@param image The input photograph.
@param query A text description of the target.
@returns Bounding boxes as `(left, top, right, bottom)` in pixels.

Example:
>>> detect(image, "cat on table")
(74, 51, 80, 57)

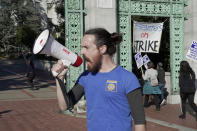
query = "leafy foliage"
(0, 0, 41, 54)
(54, 0, 65, 45)
(16, 25, 37, 49)
(0, 0, 16, 49)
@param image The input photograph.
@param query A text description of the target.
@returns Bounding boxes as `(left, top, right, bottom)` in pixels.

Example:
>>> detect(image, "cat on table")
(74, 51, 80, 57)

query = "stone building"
(64, 0, 197, 104)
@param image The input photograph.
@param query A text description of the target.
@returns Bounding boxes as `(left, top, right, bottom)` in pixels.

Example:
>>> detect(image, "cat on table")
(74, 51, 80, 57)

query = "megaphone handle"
(52, 59, 71, 77)
(52, 71, 59, 77)
(61, 59, 71, 67)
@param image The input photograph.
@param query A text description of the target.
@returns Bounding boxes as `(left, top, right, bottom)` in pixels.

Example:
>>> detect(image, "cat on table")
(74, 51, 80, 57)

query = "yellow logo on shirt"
(106, 80, 117, 92)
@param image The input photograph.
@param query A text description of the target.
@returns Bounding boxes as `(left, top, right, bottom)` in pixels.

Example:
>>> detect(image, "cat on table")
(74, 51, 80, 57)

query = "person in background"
(25, 53, 38, 90)
(142, 61, 161, 111)
(157, 62, 167, 106)
(52, 28, 146, 131)
(178, 60, 197, 121)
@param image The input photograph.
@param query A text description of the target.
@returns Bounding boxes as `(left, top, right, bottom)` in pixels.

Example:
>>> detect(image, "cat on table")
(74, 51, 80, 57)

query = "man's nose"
(80, 48, 84, 55)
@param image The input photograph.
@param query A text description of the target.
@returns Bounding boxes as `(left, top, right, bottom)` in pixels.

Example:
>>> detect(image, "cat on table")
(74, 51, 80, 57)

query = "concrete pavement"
(0, 58, 56, 101)
(0, 58, 197, 131)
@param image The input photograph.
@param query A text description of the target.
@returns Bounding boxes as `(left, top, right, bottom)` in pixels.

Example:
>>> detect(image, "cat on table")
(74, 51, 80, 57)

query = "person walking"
(157, 62, 167, 106)
(25, 53, 38, 90)
(142, 61, 161, 111)
(178, 60, 197, 121)
(52, 28, 146, 131)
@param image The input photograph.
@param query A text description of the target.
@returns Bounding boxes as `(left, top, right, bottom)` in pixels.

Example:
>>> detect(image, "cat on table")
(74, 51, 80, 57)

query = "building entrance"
(117, 0, 187, 95)
(131, 16, 170, 79)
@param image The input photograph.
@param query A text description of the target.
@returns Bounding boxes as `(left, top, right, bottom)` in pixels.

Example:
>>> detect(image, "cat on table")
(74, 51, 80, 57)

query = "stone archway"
(65, 0, 85, 90)
(117, 0, 187, 95)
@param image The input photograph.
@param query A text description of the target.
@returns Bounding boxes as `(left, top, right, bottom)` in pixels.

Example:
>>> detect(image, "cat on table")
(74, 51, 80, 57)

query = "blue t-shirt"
(77, 65, 140, 131)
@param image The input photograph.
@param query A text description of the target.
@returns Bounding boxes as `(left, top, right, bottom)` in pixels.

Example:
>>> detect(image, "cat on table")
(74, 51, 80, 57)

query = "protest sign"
(133, 21, 163, 53)
(134, 52, 143, 69)
(142, 55, 150, 69)
(186, 40, 197, 61)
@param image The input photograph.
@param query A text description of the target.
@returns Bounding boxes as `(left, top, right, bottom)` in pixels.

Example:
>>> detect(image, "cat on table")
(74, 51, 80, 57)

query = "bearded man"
(52, 28, 146, 131)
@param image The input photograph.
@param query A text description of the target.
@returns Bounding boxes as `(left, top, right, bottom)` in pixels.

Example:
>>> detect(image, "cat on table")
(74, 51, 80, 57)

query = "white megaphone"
(33, 29, 83, 77)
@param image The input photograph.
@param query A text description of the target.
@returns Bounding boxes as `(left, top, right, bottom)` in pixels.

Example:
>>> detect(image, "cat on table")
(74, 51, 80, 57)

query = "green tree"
(55, 0, 65, 45)
(0, 0, 16, 53)
(10, 0, 41, 31)
(16, 25, 37, 50)
(0, 0, 41, 54)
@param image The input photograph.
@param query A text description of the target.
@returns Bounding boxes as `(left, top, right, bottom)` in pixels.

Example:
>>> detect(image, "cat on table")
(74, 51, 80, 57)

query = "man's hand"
(51, 60, 68, 80)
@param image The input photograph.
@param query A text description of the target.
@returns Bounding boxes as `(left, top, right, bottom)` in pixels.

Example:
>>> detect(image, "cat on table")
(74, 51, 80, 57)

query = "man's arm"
(127, 88, 146, 131)
(134, 125, 146, 131)
(52, 60, 84, 111)
(56, 78, 68, 111)
(52, 60, 69, 111)
(56, 78, 85, 111)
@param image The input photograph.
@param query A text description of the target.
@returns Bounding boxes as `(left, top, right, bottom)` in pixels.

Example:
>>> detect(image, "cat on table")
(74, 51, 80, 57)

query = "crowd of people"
(141, 60, 197, 121)
(142, 61, 164, 111)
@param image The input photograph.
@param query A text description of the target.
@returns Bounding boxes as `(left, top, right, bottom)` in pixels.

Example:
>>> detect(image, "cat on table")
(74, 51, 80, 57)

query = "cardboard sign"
(142, 55, 150, 69)
(133, 21, 163, 53)
(134, 52, 143, 69)
(186, 40, 197, 61)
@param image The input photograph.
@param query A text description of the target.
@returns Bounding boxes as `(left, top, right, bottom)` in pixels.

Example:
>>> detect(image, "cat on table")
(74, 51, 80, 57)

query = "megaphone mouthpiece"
(72, 54, 83, 67)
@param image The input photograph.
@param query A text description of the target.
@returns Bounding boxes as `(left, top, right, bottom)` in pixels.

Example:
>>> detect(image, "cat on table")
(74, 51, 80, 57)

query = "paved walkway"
(0, 58, 197, 131)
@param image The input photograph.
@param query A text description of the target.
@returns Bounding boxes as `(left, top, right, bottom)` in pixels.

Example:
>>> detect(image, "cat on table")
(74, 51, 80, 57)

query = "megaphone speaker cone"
(33, 29, 83, 69)
(33, 29, 50, 54)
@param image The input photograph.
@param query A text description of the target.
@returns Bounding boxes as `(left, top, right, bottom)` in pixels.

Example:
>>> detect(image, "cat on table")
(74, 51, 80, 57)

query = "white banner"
(186, 40, 197, 61)
(133, 21, 163, 53)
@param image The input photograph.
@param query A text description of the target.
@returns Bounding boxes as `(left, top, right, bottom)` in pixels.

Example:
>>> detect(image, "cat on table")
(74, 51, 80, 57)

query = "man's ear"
(99, 45, 107, 55)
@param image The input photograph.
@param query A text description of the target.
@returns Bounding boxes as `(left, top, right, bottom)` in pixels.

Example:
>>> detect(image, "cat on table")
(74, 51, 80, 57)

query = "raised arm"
(52, 60, 69, 110)
(52, 60, 84, 111)
(142, 70, 148, 80)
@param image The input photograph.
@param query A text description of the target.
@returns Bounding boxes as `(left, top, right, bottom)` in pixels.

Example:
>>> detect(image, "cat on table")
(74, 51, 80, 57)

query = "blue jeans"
(159, 83, 166, 100)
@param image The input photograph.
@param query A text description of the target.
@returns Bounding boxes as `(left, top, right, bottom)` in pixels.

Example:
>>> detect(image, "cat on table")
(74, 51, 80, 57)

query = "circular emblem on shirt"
(107, 83, 115, 91)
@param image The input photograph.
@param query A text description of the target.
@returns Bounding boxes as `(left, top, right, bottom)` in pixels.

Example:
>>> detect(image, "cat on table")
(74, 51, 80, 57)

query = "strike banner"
(186, 40, 197, 61)
(133, 21, 163, 53)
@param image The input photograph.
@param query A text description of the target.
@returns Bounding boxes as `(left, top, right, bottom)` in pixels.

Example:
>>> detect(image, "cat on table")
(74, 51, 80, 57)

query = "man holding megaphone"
(33, 29, 83, 76)
(48, 28, 146, 131)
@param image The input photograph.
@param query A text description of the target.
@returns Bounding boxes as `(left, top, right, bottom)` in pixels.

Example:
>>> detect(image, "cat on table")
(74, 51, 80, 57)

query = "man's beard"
(84, 54, 102, 74)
